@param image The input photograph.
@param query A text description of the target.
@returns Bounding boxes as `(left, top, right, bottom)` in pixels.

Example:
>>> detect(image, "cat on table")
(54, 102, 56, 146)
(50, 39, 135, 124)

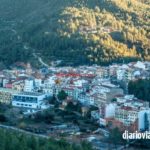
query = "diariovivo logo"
(122, 130, 150, 139)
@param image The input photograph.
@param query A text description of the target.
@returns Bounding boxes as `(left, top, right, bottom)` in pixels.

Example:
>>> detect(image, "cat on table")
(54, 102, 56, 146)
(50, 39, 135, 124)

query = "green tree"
(108, 127, 123, 148)
(128, 79, 150, 102)
(0, 128, 94, 150)
(57, 90, 68, 100)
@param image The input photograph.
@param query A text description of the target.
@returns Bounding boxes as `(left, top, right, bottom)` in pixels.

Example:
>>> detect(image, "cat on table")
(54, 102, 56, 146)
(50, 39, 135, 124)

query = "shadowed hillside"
(0, 0, 149, 68)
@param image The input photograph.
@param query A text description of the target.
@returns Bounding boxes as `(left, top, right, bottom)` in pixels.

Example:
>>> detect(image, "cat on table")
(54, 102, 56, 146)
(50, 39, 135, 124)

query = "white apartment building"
(63, 86, 83, 100)
(78, 93, 95, 105)
(12, 92, 47, 110)
(115, 106, 138, 126)
(114, 97, 149, 126)
(42, 77, 57, 96)
(116, 68, 133, 81)
(24, 79, 34, 92)
(34, 78, 42, 88)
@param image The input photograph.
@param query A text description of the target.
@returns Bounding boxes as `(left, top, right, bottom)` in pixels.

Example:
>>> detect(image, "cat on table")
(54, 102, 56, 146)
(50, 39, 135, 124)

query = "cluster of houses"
(92, 94, 150, 132)
(78, 25, 116, 34)
(0, 61, 150, 131)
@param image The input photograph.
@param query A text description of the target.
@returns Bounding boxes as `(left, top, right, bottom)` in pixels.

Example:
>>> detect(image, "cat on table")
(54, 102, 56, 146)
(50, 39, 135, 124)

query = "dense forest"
(0, 128, 93, 150)
(128, 79, 150, 102)
(0, 0, 150, 67)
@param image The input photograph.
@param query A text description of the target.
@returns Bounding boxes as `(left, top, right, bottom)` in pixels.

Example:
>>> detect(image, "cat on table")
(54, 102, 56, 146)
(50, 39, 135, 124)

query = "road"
(32, 52, 49, 67)
(0, 20, 50, 68)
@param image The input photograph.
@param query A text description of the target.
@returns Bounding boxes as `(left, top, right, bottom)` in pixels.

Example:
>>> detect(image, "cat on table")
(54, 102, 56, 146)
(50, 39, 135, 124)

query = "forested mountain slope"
(0, 0, 149, 67)
(0, 128, 93, 150)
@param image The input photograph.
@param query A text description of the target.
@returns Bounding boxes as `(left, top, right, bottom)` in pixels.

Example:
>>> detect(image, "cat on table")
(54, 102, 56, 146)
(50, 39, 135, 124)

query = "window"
(14, 96, 17, 99)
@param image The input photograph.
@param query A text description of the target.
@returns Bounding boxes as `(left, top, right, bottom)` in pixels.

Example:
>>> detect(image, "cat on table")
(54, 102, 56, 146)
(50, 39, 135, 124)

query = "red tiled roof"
(56, 73, 95, 78)
(121, 106, 133, 111)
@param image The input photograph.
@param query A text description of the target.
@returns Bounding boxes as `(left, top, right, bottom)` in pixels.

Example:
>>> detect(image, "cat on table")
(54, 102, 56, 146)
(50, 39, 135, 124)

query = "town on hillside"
(0, 61, 150, 149)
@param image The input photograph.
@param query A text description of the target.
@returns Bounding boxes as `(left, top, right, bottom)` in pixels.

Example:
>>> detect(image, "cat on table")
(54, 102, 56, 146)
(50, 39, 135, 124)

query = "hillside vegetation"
(0, 128, 93, 150)
(0, 0, 149, 67)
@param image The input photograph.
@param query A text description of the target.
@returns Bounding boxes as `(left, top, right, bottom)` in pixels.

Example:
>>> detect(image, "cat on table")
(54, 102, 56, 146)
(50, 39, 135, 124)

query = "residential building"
(138, 110, 150, 131)
(115, 106, 138, 126)
(12, 92, 48, 110)
(24, 79, 34, 92)
(93, 83, 123, 106)
(78, 93, 95, 105)
(0, 88, 19, 104)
